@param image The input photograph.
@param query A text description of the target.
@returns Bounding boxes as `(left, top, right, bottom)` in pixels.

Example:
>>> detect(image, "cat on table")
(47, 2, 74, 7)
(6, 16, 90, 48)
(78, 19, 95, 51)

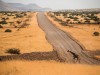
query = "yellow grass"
(0, 60, 100, 75)
(0, 12, 53, 56)
(95, 55, 100, 58)
(46, 13, 100, 51)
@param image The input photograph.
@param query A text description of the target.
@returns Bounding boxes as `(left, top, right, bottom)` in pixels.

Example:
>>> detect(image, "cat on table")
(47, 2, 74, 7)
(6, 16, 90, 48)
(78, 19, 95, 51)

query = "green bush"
(5, 29, 12, 32)
(93, 32, 99, 36)
(6, 48, 20, 54)
(0, 20, 7, 25)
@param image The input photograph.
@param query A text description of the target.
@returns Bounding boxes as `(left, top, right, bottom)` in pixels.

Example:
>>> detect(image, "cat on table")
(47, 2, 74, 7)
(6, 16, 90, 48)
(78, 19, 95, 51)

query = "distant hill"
(9, 3, 42, 11)
(0, 0, 20, 11)
(0, 0, 52, 11)
(8, 3, 26, 8)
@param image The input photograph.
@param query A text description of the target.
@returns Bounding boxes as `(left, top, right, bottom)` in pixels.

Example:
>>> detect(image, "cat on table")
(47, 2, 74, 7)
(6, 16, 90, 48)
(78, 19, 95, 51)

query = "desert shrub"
(5, 29, 12, 32)
(16, 14, 23, 18)
(53, 12, 61, 16)
(9, 22, 14, 26)
(14, 25, 18, 28)
(54, 18, 62, 22)
(62, 13, 67, 16)
(97, 21, 100, 24)
(68, 16, 74, 19)
(24, 13, 27, 16)
(0, 25, 3, 28)
(60, 22, 68, 26)
(78, 21, 81, 24)
(69, 22, 73, 24)
(6, 48, 20, 54)
(7, 14, 12, 16)
(66, 19, 70, 22)
(0, 20, 7, 25)
(74, 19, 79, 21)
(74, 17, 78, 20)
(16, 21, 21, 24)
(6, 17, 9, 20)
(2, 18, 6, 20)
(93, 32, 99, 36)
(84, 20, 90, 24)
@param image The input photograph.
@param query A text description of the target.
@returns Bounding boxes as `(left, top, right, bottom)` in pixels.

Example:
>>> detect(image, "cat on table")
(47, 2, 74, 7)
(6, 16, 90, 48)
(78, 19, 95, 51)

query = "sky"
(2, 0, 100, 10)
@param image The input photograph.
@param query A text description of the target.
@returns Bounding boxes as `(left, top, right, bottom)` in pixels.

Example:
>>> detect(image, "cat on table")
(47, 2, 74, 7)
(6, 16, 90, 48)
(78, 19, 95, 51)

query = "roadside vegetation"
(0, 11, 31, 32)
(6, 48, 20, 54)
(47, 11, 100, 51)
(0, 11, 53, 56)
(48, 11, 100, 25)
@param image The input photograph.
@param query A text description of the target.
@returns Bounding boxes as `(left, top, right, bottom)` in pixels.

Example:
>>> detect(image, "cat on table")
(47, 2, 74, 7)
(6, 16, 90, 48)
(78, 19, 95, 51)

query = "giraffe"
(67, 50, 80, 63)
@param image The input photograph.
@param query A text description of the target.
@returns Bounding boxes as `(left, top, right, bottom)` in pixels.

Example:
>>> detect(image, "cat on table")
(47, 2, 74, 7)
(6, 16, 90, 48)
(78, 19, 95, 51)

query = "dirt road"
(37, 13, 100, 64)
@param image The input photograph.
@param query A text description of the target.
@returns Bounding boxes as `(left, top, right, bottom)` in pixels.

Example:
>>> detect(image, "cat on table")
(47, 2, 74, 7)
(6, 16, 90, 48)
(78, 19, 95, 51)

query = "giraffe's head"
(67, 50, 70, 52)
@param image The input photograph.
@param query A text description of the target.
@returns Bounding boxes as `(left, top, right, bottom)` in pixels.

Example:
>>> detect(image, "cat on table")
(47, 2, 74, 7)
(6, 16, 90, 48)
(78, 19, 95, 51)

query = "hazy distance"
(2, 0, 100, 10)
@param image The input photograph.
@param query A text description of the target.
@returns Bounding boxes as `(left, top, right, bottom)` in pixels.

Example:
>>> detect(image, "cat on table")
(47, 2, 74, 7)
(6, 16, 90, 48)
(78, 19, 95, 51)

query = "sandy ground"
(0, 60, 100, 75)
(46, 13, 100, 51)
(95, 55, 100, 58)
(0, 12, 53, 56)
(0, 12, 100, 75)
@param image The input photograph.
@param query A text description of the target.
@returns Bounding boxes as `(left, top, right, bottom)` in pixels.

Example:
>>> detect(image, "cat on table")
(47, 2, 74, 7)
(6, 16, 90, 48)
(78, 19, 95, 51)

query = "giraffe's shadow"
(0, 51, 60, 61)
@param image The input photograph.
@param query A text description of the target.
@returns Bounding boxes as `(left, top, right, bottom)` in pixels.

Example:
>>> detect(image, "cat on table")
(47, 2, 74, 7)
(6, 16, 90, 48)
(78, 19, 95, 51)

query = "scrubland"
(0, 11, 100, 75)
(46, 12, 100, 58)
(0, 12, 52, 56)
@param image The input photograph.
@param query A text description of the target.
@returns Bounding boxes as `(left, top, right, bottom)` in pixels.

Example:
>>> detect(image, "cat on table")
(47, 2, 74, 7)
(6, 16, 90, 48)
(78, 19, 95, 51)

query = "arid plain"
(0, 11, 100, 75)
